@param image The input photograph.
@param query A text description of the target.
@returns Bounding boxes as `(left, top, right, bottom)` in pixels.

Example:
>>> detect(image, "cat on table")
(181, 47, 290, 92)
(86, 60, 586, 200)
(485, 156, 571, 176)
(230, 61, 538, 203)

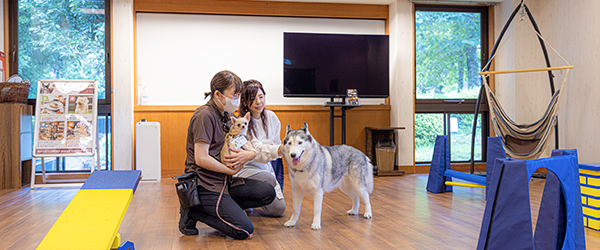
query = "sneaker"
(179, 208, 198, 235)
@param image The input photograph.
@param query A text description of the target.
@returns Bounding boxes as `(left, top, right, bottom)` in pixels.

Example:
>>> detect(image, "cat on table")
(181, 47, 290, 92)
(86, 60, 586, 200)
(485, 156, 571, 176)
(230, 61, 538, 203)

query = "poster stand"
(30, 80, 98, 189)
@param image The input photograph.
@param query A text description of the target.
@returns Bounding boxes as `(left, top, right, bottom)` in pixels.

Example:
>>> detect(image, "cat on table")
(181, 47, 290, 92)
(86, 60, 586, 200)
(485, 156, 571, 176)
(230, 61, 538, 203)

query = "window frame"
(8, 0, 112, 171)
(414, 4, 490, 164)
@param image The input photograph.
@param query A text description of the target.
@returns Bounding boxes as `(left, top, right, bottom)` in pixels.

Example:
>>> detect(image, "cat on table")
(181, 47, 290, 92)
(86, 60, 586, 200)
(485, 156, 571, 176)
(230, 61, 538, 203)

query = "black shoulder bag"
(172, 172, 201, 209)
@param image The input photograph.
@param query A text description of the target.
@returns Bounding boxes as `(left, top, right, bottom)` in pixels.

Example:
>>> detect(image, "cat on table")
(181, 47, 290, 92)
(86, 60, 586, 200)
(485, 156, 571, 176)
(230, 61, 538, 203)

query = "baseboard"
(399, 163, 487, 174)
(33, 172, 91, 184)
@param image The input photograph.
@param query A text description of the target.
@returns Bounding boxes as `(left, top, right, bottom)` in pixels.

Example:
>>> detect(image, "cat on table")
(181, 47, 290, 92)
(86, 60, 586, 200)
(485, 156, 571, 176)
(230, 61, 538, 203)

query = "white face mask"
(217, 93, 240, 113)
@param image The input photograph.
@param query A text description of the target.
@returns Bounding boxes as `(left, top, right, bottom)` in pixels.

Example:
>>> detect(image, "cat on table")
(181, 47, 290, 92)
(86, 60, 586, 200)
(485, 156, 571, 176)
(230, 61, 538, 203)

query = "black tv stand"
(324, 98, 360, 146)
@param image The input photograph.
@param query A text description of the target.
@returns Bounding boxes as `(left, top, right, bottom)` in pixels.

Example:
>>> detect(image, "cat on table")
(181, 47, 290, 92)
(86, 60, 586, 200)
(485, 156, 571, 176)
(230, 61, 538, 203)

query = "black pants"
(189, 178, 275, 239)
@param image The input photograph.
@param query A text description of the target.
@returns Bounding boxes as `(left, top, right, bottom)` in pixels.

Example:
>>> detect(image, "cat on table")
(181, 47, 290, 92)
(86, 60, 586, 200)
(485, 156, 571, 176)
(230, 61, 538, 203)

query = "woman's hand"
(223, 142, 256, 169)
(195, 141, 244, 175)
(227, 162, 245, 175)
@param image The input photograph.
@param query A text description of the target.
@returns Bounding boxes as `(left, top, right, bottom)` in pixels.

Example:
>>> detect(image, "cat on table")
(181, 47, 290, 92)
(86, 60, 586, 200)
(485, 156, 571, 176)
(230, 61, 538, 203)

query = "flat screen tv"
(283, 32, 389, 99)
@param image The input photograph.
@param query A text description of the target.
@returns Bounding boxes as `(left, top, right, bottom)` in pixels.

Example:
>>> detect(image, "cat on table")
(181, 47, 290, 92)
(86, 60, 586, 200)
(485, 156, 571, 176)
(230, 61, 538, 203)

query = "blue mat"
(81, 170, 142, 194)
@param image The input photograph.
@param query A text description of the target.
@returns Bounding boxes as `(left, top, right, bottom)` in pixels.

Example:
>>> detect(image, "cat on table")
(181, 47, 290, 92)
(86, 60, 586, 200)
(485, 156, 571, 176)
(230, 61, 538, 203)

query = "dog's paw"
(284, 220, 296, 227)
(310, 223, 321, 230)
(363, 212, 372, 219)
(347, 209, 358, 215)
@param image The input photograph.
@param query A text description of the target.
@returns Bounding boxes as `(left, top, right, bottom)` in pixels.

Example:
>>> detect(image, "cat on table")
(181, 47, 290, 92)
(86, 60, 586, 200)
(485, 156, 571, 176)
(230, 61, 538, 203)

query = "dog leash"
(216, 121, 251, 238)
(215, 176, 252, 239)
(218, 141, 251, 238)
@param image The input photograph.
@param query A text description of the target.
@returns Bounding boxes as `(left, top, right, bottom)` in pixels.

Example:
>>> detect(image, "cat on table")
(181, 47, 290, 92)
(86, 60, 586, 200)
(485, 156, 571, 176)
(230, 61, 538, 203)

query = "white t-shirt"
(235, 110, 283, 197)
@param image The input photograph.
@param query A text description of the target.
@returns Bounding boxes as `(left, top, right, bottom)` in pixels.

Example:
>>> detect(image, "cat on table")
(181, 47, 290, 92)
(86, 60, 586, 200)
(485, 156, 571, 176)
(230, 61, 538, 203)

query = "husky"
(281, 122, 373, 230)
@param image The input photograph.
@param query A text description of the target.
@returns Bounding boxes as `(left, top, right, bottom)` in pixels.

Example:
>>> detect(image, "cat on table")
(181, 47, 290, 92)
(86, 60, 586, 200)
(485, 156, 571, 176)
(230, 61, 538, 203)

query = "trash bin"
(375, 139, 395, 172)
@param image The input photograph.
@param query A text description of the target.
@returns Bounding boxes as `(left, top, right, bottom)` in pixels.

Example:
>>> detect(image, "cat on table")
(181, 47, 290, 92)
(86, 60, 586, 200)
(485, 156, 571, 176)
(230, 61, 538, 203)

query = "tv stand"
(324, 98, 360, 146)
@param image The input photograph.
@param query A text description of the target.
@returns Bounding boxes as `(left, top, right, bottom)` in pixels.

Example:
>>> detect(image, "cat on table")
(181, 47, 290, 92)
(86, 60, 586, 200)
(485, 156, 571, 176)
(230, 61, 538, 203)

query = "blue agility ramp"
(477, 150, 585, 250)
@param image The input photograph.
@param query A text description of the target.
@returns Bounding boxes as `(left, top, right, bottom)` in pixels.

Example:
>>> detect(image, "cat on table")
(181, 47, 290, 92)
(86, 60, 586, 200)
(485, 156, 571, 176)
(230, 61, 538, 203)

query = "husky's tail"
(365, 156, 374, 194)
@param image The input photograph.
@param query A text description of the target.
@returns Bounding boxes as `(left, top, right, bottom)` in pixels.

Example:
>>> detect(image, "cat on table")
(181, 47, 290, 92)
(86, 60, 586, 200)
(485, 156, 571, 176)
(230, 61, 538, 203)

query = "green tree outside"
(19, 0, 109, 171)
(415, 11, 483, 162)
(415, 11, 481, 99)
(19, 0, 106, 99)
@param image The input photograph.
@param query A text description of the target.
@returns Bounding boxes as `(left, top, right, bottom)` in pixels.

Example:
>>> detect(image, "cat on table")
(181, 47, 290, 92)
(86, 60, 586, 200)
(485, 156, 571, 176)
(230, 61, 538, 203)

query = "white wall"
(135, 13, 386, 106)
(112, 0, 135, 170)
(389, 0, 414, 166)
(493, 0, 517, 121)
(494, 0, 600, 163)
(0, 1, 3, 52)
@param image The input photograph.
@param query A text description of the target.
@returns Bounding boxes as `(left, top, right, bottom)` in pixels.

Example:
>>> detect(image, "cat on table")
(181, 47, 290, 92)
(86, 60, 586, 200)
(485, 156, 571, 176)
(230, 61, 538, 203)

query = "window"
(414, 4, 489, 164)
(9, 0, 111, 171)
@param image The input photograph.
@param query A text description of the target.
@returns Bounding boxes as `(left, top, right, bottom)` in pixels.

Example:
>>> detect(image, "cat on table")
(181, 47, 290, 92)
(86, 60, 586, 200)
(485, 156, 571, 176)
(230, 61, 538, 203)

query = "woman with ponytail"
(179, 70, 275, 239)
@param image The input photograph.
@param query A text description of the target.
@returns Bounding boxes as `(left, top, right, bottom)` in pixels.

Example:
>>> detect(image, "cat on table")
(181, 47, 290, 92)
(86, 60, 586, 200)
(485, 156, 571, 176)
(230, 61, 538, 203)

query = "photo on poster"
(67, 95, 93, 115)
(39, 94, 66, 115)
(66, 121, 92, 141)
(40, 81, 54, 94)
(38, 121, 65, 141)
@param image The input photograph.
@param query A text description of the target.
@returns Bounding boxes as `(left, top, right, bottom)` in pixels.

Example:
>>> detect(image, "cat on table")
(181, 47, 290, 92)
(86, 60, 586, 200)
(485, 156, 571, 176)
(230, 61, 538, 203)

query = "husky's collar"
(291, 166, 309, 172)
(290, 150, 308, 172)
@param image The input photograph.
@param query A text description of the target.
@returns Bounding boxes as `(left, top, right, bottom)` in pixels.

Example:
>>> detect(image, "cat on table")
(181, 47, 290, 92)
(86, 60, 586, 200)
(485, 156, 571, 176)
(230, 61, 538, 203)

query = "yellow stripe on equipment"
(37, 189, 133, 250)
(445, 181, 485, 188)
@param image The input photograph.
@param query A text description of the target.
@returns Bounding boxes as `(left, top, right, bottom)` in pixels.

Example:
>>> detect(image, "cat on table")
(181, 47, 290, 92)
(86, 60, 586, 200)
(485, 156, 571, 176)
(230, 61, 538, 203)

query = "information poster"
(33, 80, 98, 156)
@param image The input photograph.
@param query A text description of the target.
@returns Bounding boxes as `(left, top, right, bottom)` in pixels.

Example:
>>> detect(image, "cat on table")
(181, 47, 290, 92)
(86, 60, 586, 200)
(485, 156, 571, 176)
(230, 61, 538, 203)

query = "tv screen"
(284, 32, 389, 98)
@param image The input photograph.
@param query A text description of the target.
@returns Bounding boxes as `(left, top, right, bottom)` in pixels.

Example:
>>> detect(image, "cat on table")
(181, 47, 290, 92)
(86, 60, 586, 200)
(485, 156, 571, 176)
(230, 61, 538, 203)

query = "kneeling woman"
(234, 79, 286, 217)
(179, 70, 275, 239)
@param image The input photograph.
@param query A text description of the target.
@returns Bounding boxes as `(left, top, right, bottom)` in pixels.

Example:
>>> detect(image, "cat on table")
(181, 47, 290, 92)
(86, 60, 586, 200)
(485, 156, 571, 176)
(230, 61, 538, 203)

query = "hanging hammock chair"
(469, 1, 573, 171)
(481, 67, 569, 160)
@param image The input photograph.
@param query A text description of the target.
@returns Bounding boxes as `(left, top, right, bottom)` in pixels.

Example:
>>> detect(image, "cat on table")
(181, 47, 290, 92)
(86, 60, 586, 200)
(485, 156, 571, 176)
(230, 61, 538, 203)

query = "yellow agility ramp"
(37, 170, 141, 250)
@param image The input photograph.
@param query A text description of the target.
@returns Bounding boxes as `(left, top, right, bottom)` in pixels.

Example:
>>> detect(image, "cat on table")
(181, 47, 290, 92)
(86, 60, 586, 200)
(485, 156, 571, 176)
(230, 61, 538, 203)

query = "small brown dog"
(220, 112, 251, 164)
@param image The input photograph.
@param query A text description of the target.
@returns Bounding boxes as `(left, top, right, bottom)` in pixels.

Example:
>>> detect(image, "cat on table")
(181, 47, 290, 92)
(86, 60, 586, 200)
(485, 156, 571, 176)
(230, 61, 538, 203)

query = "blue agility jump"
(478, 149, 585, 250)
(426, 135, 586, 249)
(426, 135, 488, 193)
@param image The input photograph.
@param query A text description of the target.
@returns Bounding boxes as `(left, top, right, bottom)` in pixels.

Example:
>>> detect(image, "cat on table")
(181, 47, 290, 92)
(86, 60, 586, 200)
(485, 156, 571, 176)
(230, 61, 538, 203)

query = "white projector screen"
(135, 13, 386, 105)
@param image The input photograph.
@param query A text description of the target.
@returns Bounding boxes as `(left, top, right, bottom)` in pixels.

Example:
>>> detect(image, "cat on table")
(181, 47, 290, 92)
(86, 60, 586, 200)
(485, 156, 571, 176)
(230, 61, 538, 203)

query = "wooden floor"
(1, 174, 599, 249)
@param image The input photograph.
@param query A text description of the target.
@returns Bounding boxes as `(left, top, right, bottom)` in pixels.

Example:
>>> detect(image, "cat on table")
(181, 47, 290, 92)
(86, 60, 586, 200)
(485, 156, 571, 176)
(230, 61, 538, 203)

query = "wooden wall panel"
(134, 104, 390, 177)
(134, 0, 388, 20)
